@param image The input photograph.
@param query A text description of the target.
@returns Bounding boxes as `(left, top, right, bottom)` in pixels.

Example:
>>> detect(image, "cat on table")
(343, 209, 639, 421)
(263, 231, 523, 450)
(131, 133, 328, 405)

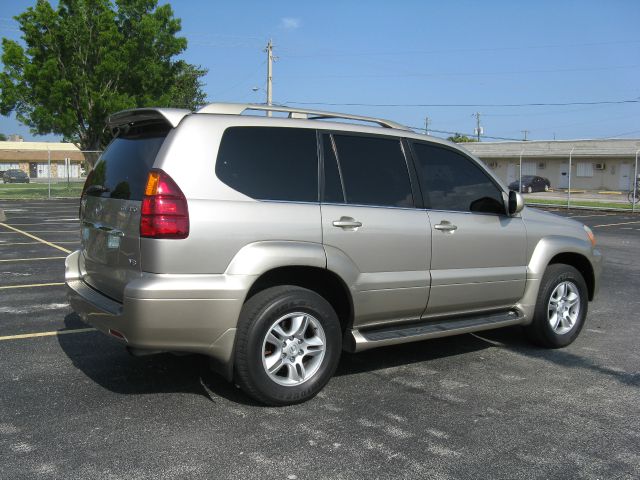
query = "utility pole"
(265, 39, 275, 117)
(473, 112, 482, 141)
(425, 116, 430, 135)
(521, 130, 529, 141)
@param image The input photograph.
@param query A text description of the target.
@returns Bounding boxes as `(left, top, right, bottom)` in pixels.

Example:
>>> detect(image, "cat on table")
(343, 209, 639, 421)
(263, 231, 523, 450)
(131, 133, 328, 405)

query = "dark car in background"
(509, 175, 550, 193)
(2, 169, 30, 183)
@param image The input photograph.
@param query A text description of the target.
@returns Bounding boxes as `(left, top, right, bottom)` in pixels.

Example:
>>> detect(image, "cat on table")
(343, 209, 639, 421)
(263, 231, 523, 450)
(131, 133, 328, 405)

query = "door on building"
(619, 163, 631, 190)
(506, 163, 517, 184)
(29, 162, 37, 178)
(36, 163, 49, 178)
(558, 163, 569, 188)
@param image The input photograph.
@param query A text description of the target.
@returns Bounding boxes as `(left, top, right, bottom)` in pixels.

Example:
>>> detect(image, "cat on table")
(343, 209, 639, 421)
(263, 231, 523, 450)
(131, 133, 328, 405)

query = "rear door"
(409, 141, 527, 317)
(320, 133, 430, 327)
(81, 122, 169, 301)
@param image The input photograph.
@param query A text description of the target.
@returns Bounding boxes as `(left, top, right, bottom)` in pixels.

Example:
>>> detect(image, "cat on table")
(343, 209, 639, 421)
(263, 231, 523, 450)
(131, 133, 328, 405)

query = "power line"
(408, 125, 522, 142)
(284, 64, 640, 79)
(284, 98, 640, 108)
(278, 39, 640, 58)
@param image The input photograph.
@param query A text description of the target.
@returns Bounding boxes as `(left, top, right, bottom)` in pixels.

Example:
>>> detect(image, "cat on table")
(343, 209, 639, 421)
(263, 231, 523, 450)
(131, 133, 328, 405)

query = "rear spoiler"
(107, 108, 191, 135)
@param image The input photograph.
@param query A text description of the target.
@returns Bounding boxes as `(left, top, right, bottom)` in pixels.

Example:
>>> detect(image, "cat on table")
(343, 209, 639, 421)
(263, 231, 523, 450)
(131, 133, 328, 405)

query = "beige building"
(0, 141, 85, 179)
(459, 139, 640, 191)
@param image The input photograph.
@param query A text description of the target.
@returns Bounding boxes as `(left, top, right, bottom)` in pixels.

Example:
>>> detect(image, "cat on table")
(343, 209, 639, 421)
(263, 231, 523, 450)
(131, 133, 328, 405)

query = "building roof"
(0, 141, 81, 152)
(458, 138, 640, 158)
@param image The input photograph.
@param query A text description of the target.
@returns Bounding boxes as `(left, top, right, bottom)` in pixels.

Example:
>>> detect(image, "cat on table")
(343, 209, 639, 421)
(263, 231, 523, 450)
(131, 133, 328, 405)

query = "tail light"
(140, 169, 189, 239)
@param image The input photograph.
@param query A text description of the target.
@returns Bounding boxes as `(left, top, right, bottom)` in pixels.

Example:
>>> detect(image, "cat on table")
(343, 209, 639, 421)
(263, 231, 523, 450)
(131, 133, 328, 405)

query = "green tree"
(0, 133, 6, 141)
(0, 0, 207, 150)
(447, 133, 478, 143)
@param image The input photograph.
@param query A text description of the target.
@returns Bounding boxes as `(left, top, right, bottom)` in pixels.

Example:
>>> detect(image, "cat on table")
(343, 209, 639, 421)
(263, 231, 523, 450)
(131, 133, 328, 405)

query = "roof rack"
(196, 102, 411, 131)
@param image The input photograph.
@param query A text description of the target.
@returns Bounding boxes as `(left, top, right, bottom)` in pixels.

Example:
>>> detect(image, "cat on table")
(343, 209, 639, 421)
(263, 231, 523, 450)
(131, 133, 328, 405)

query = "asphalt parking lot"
(1, 199, 639, 480)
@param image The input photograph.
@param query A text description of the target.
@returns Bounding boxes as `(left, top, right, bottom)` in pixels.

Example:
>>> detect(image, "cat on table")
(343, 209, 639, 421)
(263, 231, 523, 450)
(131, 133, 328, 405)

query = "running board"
(349, 310, 525, 352)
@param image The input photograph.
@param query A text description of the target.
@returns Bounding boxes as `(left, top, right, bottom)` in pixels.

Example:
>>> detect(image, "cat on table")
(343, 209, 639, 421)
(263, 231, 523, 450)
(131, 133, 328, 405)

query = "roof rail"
(196, 102, 411, 131)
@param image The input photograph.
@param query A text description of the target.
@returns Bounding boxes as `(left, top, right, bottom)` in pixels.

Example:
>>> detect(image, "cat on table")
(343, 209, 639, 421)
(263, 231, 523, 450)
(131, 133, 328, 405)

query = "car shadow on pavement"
(475, 327, 639, 388)
(58, 313, 637, 408)
(57, 313, 261, 405)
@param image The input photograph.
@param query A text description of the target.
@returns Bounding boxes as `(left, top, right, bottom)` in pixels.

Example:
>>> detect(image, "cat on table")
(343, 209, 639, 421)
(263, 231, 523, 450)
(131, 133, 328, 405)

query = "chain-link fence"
(511, 148, 639, 213)
(0, 148, 102, 200)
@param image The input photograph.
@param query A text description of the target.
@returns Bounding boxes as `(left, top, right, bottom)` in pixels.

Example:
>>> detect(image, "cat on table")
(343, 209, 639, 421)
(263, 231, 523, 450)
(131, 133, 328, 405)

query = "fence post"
(567, 147, 574, 210)
(633, 149, 639, 214)
(47, 147, 51, 199)
(519, 149, 524, 193)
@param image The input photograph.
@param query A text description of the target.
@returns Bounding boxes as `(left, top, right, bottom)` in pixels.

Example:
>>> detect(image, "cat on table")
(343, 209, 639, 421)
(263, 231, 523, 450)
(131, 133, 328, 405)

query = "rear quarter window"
(215, 127, 319, 202)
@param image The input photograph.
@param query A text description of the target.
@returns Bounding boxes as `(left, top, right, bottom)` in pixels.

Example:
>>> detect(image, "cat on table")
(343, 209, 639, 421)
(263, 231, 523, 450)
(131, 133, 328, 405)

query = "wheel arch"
(244, 266, 354, 334)
(547, 252, 595, 301)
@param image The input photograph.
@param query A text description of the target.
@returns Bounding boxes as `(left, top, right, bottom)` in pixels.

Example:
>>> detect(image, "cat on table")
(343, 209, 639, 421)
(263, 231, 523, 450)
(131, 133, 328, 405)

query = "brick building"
(0, 141, 85, 179)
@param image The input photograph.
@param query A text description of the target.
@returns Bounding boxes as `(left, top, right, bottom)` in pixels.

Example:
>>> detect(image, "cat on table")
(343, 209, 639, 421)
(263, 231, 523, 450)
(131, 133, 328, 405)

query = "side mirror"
(508, 190, 524, 215)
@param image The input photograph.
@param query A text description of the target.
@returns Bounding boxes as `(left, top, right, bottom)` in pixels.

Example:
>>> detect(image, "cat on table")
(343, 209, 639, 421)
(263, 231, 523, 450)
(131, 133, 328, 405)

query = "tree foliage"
(447, 133, 478, 143)
(0, 133, 6, 141)
(0, 0, 207, 149)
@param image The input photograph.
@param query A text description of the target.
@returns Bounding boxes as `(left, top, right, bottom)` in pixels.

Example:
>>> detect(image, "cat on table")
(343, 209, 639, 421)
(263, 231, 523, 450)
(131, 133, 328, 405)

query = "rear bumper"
(65, 250, 255, 378)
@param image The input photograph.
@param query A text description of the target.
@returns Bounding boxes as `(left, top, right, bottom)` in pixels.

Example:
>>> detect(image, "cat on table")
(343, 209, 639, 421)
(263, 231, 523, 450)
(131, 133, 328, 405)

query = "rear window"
(84, 125, 168, 201)
(215, 127, 318, 202)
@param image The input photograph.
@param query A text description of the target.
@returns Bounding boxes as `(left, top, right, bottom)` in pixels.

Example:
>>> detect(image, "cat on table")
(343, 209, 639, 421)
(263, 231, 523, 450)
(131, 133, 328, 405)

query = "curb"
(0, 208, 5, 222)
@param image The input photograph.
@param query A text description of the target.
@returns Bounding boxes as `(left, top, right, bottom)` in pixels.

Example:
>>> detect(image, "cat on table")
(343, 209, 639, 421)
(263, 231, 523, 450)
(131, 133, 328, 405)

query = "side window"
(215, 127, 318, 202)
(322, 135, 345, 203)
(412, 142, 505, 215)
(332, 134, 413, 208)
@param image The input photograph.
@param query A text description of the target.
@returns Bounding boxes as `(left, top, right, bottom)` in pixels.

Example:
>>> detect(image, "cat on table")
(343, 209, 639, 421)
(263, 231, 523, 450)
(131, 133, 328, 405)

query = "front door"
(29, 162, 37, 178)
(506, 163, 517, 184)
(409, 141, 527, 317)
(559, 162, 570, 189)
(320, 133, 430, 328)
(619, 163, 631, 190)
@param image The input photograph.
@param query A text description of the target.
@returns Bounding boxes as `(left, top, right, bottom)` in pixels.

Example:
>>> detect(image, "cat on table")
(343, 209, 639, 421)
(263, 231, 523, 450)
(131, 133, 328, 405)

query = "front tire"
(525, 264, 588, 348)
(234, 286, 342, 406)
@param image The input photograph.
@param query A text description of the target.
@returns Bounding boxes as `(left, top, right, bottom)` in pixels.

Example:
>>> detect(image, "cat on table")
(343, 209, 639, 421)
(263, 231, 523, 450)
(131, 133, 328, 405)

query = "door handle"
(332, 217, 362, 229)
(434, 220, 458, 232)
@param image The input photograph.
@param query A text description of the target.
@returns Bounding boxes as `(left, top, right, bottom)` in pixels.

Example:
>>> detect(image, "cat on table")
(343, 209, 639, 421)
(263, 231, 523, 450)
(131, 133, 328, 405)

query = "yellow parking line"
(0, 241, 77, 246)
(0, 230, 76, 234)
(0, 282, 65, 290)
(0, 256, 65, 263)
(0, 223, 71, 253)
(0, 328, 95, 341)
(592, 221, 640, 228)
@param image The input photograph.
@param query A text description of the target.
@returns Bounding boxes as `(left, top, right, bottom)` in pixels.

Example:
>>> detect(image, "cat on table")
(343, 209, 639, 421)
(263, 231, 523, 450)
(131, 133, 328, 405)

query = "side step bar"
(349, 310, 525, 352)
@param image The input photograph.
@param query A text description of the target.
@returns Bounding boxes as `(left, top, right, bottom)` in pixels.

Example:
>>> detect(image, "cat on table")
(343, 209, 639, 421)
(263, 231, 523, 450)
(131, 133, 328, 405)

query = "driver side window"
(411, 142, 505, 215)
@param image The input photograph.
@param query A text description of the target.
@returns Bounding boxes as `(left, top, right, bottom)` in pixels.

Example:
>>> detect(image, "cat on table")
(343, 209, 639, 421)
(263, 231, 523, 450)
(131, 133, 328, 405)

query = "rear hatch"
(80, 120, 170, 302)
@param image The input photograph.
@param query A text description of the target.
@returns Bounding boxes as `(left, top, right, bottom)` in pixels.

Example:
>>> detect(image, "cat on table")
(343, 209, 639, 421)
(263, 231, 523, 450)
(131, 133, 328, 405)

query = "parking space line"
(0, 230, 77, 233)
(0, 283, 65, 290)
(0, 328, 95, 342)
(7, 222, 79, 225)
(0, 223, 72, 253)
(567, 213, 618, 218)
(0, 241, 78, 246)
(592, 221, 640, 228)
(0, 256, 65, 263)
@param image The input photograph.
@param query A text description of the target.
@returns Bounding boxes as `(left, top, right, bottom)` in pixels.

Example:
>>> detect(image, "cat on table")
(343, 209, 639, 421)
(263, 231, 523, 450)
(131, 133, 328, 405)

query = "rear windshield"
(84, 124, 168, 201)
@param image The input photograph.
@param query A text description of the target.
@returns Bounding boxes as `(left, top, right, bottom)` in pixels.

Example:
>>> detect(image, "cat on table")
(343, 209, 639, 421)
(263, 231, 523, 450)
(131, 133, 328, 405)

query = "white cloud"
(280, 17, 301, 30)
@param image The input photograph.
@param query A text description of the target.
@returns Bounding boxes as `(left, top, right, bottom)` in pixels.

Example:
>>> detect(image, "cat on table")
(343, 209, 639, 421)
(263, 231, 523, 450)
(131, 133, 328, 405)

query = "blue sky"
(1, 0, 639, 142)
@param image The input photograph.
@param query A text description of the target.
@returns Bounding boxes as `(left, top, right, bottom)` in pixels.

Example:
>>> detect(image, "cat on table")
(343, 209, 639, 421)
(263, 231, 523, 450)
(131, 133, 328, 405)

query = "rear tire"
(234, 286, 342, 406)
(525, 264, 588, 348)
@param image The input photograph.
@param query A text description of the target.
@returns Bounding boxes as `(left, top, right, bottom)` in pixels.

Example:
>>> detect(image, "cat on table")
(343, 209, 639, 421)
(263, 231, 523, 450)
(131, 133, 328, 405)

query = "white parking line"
(592, 221, 640, 228)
